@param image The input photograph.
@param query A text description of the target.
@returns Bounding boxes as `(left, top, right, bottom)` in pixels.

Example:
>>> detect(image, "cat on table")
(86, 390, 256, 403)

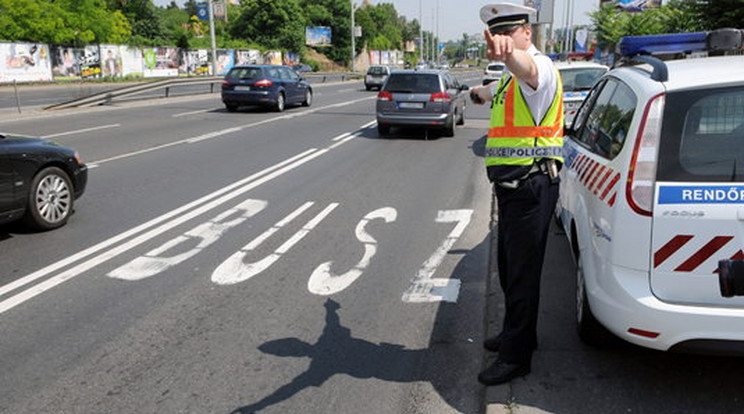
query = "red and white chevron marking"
(570, 154, 620, 207)
(653, 234, 743, 273)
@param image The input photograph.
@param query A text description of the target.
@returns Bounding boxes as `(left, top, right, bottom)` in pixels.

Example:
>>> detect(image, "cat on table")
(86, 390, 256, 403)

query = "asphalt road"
(0, 75, 494, 414)
(2, 75, 744, 414)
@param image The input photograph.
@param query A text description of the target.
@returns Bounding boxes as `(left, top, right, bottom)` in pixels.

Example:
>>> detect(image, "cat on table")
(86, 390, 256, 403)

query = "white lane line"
(338, 88, 356, 93)
(0, 134, 360, 315)
(332, 132, 351, 142)
(0, 149, 317, 299)
(43, 123, 121, 138)
(88, 96, 375, 167)
(172, 108, 213, 118)
(360, 120, 377, 129)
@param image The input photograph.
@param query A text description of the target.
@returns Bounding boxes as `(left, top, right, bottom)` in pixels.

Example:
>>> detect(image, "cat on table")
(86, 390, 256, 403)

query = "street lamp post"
(350, 0, 355, 72)
(208, 0, 217, 75)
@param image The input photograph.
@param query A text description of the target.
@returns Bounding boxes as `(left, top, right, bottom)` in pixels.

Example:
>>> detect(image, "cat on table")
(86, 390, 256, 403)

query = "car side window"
(576, 80, 617, 154)
(267, 68, 279, 78)
(283, 68, 299, 80)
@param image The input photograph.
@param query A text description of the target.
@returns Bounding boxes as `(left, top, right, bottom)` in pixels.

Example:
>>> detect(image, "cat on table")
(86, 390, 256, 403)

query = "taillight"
(430, 92, 451, 103)
(626, 93, 664, 216)
(378, 91, 393, 101)
(222, 80, 231, 86)
(254, 79, 273, 87)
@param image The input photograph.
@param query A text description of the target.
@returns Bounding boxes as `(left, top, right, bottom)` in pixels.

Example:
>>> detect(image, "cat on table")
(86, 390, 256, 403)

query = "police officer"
(470, 3, 564, 386)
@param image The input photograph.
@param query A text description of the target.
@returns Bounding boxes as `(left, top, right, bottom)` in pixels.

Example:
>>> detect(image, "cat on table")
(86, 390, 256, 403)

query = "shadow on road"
(230, 235, 490, 414)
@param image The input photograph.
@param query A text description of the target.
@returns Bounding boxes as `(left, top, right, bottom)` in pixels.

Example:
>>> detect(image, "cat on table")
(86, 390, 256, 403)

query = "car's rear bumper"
(377, 112, 450, 128)
(222, 91, 276, 106)
(592, 263, 744, 354)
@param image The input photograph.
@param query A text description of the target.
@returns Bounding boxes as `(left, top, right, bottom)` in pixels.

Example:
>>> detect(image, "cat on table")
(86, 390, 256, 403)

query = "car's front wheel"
(302, 90, 313, 107)
(23, 166, 74, 230)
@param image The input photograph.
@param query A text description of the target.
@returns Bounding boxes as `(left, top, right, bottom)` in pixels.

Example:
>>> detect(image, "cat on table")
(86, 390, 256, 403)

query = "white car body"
(555, 60, 609, 126)
(558, 52, 744, 354)
(482, 61, 504, 85)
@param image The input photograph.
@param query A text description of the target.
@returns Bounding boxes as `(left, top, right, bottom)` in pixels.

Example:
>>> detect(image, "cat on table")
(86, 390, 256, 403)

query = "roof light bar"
(618, 29, 744, 58)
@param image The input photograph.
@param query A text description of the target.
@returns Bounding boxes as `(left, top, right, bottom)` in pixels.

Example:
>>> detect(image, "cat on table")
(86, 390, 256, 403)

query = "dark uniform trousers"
(494, 172, 558, 365)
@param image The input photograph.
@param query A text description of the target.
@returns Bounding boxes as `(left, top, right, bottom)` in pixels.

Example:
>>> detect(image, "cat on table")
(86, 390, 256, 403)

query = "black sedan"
(221, 65, 313, 112)
(0, 133, 87, 230)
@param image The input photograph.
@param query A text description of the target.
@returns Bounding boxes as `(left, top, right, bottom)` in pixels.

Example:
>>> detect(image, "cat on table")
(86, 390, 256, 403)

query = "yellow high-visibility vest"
(485, 71, 564, 182)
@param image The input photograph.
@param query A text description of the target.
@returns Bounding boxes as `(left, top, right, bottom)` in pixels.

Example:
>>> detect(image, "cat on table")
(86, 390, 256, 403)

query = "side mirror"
(460, 84, 470, 91)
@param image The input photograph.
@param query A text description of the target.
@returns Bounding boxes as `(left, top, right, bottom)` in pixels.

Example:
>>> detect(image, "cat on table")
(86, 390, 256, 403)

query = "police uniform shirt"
(489, 45, 558, 124)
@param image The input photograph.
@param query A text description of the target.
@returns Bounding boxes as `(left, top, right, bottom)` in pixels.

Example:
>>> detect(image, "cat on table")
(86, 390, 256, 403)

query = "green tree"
(108, 0, 166, 45)
(229, 0, 306, 53)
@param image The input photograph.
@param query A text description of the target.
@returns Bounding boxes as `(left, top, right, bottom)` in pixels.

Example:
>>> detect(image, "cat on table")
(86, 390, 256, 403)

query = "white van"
(558, 29, 744, 354)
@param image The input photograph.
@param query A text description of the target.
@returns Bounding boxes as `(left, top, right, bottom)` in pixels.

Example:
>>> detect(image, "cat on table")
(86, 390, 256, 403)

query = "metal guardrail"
(44, 72, 363, 110)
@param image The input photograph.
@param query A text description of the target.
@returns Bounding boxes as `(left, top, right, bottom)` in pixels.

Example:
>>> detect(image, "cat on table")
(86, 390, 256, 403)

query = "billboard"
(306, 27, 332, 46)
(1, 43, 53, 83)
(600, 0, 661, 12)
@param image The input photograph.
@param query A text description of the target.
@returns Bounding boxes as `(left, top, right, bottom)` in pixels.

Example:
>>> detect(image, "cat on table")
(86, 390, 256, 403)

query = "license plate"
(234, 85, 251, 91)
(398, 102, 424, 109)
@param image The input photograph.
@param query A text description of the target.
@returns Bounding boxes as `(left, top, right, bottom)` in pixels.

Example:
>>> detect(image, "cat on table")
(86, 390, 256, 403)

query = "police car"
(555, 60, 608, 126)
(557, 29, 744, 354)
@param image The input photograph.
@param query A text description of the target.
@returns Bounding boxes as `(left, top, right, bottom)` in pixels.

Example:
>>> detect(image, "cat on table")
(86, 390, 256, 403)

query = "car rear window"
(227, 67, 263, 80)
(560, 68, 607, 91)
(383, 73, 441, 93)
(368, 66, 388, 75)
(657, 86, 744, 182)
(488, 64, 504, 71)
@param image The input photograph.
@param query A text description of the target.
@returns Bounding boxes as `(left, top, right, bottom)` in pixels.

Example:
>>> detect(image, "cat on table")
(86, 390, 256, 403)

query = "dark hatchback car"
(376, 69, 469, 137)
(221, 65, 313, 112)
(1, 133, 87, 230)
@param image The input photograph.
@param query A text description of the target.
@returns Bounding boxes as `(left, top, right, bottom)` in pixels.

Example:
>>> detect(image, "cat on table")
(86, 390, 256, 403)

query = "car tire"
(443, 116, 455, 137)
(576, 251, 614, 346)
(365, 85, 371, 91)
(225, 104, 238, 112)
(302, 90, 313, 107)
(23, 166, 74, 231)
(377, 124, 390, 136)
(275, 93, 285, 112)
(456, 106, 465, 125)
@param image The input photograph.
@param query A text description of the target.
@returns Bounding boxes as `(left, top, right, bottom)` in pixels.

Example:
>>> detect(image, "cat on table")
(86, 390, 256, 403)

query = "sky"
(152, 0, 599, 42)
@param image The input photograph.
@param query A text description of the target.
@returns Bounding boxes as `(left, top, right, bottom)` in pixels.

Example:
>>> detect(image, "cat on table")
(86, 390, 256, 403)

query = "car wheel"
(377, 124, 390, 136)
(302, 90, 313, 107)
(456, 106, 465, 125)
(23, 166, 74, 231)
(275, 93, 285, 112)
(576, 251, 614, 346)
(365, 85, 371, 91)
(225, 104, 238, 112)
(443, 116, 455, 137)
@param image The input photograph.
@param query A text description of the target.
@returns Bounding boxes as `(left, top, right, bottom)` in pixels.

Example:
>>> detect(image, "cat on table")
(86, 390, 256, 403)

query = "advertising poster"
(263, 51, 282, 65)
(215, 50, 235, 75)
(369, 50, 380, 65)
(120, 46, 143, 76)
(143, 47, 180, 77)
(51, 46, 84, 78)
(182, 49, 210, 75)
(1, 42, 52, 83)
(306, 27, 332, 46)
(100, 45, 123, 78)
(601, 0, 661, 11)
(381, 51, 391, 65)
(81, 45, 101, 78)
(283, 52, 299, 66)
(235, 50, 261, 66)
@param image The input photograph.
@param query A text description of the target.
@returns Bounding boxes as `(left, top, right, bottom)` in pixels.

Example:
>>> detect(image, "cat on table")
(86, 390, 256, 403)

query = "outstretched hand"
(484, 29, 514, 62)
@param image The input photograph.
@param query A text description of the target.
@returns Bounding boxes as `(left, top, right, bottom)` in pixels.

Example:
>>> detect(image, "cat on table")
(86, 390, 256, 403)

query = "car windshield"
(487, 64, 504, 71)
(226, 67, 263, 80)
(368, 66, 387, 75)
(657, 86, 744, 182)
(383, 74, 440, 93)
(560, 68, 607, 91)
